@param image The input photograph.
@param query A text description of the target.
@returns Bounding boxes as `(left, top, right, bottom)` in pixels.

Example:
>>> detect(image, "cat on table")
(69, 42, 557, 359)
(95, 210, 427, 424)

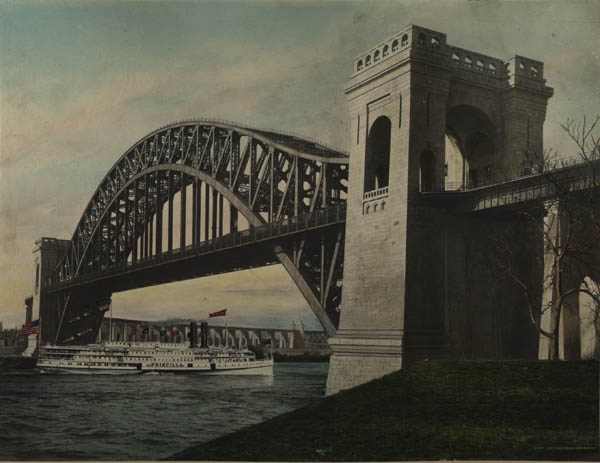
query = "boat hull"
(40, 364, 273, 375)
(39, 367, 143, 375)
(205, 364, 273, 375)
(143, 362, 274, 375)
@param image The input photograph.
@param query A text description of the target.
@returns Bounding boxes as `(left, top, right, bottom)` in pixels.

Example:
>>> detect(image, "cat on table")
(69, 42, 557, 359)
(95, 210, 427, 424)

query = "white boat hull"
(204, 364, 273, 376)
(37, 342, 274, 376)
(143, 362, 273, 375)
(40, 364, 273, 376)
(40, 367, 142, 375)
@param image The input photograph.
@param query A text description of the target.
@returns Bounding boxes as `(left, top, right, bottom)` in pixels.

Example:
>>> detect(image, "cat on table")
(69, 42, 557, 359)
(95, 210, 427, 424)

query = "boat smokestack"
(200, 321, 208, 348)
(190, 321, 198, 348)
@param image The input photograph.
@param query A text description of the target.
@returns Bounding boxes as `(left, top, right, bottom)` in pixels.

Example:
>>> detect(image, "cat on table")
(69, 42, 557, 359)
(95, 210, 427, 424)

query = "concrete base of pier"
(326, 331, 403, 395)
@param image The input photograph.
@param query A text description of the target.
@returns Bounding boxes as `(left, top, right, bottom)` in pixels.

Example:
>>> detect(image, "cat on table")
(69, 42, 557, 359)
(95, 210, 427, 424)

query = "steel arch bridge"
(45, 119, 349, 345)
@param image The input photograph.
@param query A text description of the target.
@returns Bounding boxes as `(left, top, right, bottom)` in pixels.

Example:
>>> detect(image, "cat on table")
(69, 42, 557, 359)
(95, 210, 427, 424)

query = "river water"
(0, 363, 328, 460)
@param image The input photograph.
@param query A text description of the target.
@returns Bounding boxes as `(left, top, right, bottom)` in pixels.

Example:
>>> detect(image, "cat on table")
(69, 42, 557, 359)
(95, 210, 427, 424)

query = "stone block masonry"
(326, 23, 553, 395)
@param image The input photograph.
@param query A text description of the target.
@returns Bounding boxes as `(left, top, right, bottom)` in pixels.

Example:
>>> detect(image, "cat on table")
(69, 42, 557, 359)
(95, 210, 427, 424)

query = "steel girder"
(52, 121, 348, 341)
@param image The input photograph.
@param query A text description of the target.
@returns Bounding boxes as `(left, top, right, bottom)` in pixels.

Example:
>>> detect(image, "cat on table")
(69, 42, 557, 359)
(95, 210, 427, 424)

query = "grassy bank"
(170, 360, 598, 461)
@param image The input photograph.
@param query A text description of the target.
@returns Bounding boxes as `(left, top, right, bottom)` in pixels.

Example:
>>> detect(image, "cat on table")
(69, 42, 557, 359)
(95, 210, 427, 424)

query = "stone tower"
(31, 237, 70, 346)
(326, 25, 553, 395)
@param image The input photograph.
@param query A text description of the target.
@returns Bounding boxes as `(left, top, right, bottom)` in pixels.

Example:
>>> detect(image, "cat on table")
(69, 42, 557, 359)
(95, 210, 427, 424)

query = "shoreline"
(273, 348, 331, 363)
(168, 360, 599, 461)
(0, 355, 36, 369)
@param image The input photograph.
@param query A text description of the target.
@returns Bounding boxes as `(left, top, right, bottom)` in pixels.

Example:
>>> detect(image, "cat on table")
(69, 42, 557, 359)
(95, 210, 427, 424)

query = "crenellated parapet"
(447, 45, 505, 76)
(506, 55, 549, 93)
(352, 25, 447, 74)
(349, 24, 551, 97)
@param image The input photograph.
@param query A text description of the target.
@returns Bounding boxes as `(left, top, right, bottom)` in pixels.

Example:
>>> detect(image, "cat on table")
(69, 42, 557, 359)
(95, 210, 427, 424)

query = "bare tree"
(493, 116, 600, 360)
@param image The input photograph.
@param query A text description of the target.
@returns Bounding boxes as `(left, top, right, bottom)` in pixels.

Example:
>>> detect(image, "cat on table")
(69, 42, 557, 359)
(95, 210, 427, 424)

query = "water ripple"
(0, 362, 327, 460)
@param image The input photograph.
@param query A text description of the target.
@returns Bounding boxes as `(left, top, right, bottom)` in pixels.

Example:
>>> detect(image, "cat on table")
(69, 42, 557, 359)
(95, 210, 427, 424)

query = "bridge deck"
(49, 204, 346, 293)
(421, 163, 598, 213)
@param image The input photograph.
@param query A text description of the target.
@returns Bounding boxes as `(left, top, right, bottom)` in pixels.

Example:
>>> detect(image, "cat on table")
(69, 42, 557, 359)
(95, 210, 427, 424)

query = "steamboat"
(37, 320, 273, 375)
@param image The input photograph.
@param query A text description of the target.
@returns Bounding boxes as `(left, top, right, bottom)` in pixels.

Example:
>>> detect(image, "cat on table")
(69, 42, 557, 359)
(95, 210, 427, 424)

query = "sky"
(1, 0, 599, 330)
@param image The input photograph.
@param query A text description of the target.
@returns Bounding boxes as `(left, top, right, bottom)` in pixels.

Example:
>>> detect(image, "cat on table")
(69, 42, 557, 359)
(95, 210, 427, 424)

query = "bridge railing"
(363, 186, 389, 200)
(420, 155, 600, 193)
(419, 169, 600, 213)
(52, 203, 347, 288)
(466, 173, 600, 212)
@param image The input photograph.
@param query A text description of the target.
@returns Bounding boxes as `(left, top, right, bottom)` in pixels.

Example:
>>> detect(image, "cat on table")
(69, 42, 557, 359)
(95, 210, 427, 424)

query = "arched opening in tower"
(445, 105, 496, 189)
(364, 116, 391, 193)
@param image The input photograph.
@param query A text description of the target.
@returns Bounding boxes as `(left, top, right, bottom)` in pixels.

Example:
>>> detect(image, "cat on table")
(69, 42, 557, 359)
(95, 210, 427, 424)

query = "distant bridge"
(96, 317, 327, 351)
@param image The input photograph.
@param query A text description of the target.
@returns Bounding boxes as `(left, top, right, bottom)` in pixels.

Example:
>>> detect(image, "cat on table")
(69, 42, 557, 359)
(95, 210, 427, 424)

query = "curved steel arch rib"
(71, 165, 266, 278)
(54, 120, 348, 338)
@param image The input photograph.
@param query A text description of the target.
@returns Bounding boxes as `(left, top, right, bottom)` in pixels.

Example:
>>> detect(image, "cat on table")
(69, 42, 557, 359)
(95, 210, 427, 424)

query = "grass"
(169, 360, 599, 461)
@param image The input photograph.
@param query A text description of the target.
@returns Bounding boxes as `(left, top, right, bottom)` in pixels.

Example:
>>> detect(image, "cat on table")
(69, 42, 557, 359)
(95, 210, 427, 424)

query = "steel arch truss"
(54, 121, 348, 340)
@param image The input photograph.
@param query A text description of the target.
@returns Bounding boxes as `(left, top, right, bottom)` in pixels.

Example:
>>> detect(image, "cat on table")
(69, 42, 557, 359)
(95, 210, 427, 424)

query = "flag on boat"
(20, 320, 39, 336)
(160, 329, 167, 336)
(263, 338, 271, 346)
(142, 327, 149, 334)
(98, 299, 111, 312)
(209, 309, 227, 318)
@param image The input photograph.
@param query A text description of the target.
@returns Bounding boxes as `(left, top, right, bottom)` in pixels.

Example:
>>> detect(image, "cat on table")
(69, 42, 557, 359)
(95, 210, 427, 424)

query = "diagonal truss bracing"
(52, 121, 349, 340)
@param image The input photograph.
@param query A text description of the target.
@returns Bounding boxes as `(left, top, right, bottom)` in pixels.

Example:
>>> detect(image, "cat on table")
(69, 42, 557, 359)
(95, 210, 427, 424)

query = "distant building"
(0, 328, 19, 349)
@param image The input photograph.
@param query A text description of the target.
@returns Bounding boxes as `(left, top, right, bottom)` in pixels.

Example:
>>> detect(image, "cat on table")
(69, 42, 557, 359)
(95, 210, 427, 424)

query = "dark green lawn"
(169, 360, 599, 461)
